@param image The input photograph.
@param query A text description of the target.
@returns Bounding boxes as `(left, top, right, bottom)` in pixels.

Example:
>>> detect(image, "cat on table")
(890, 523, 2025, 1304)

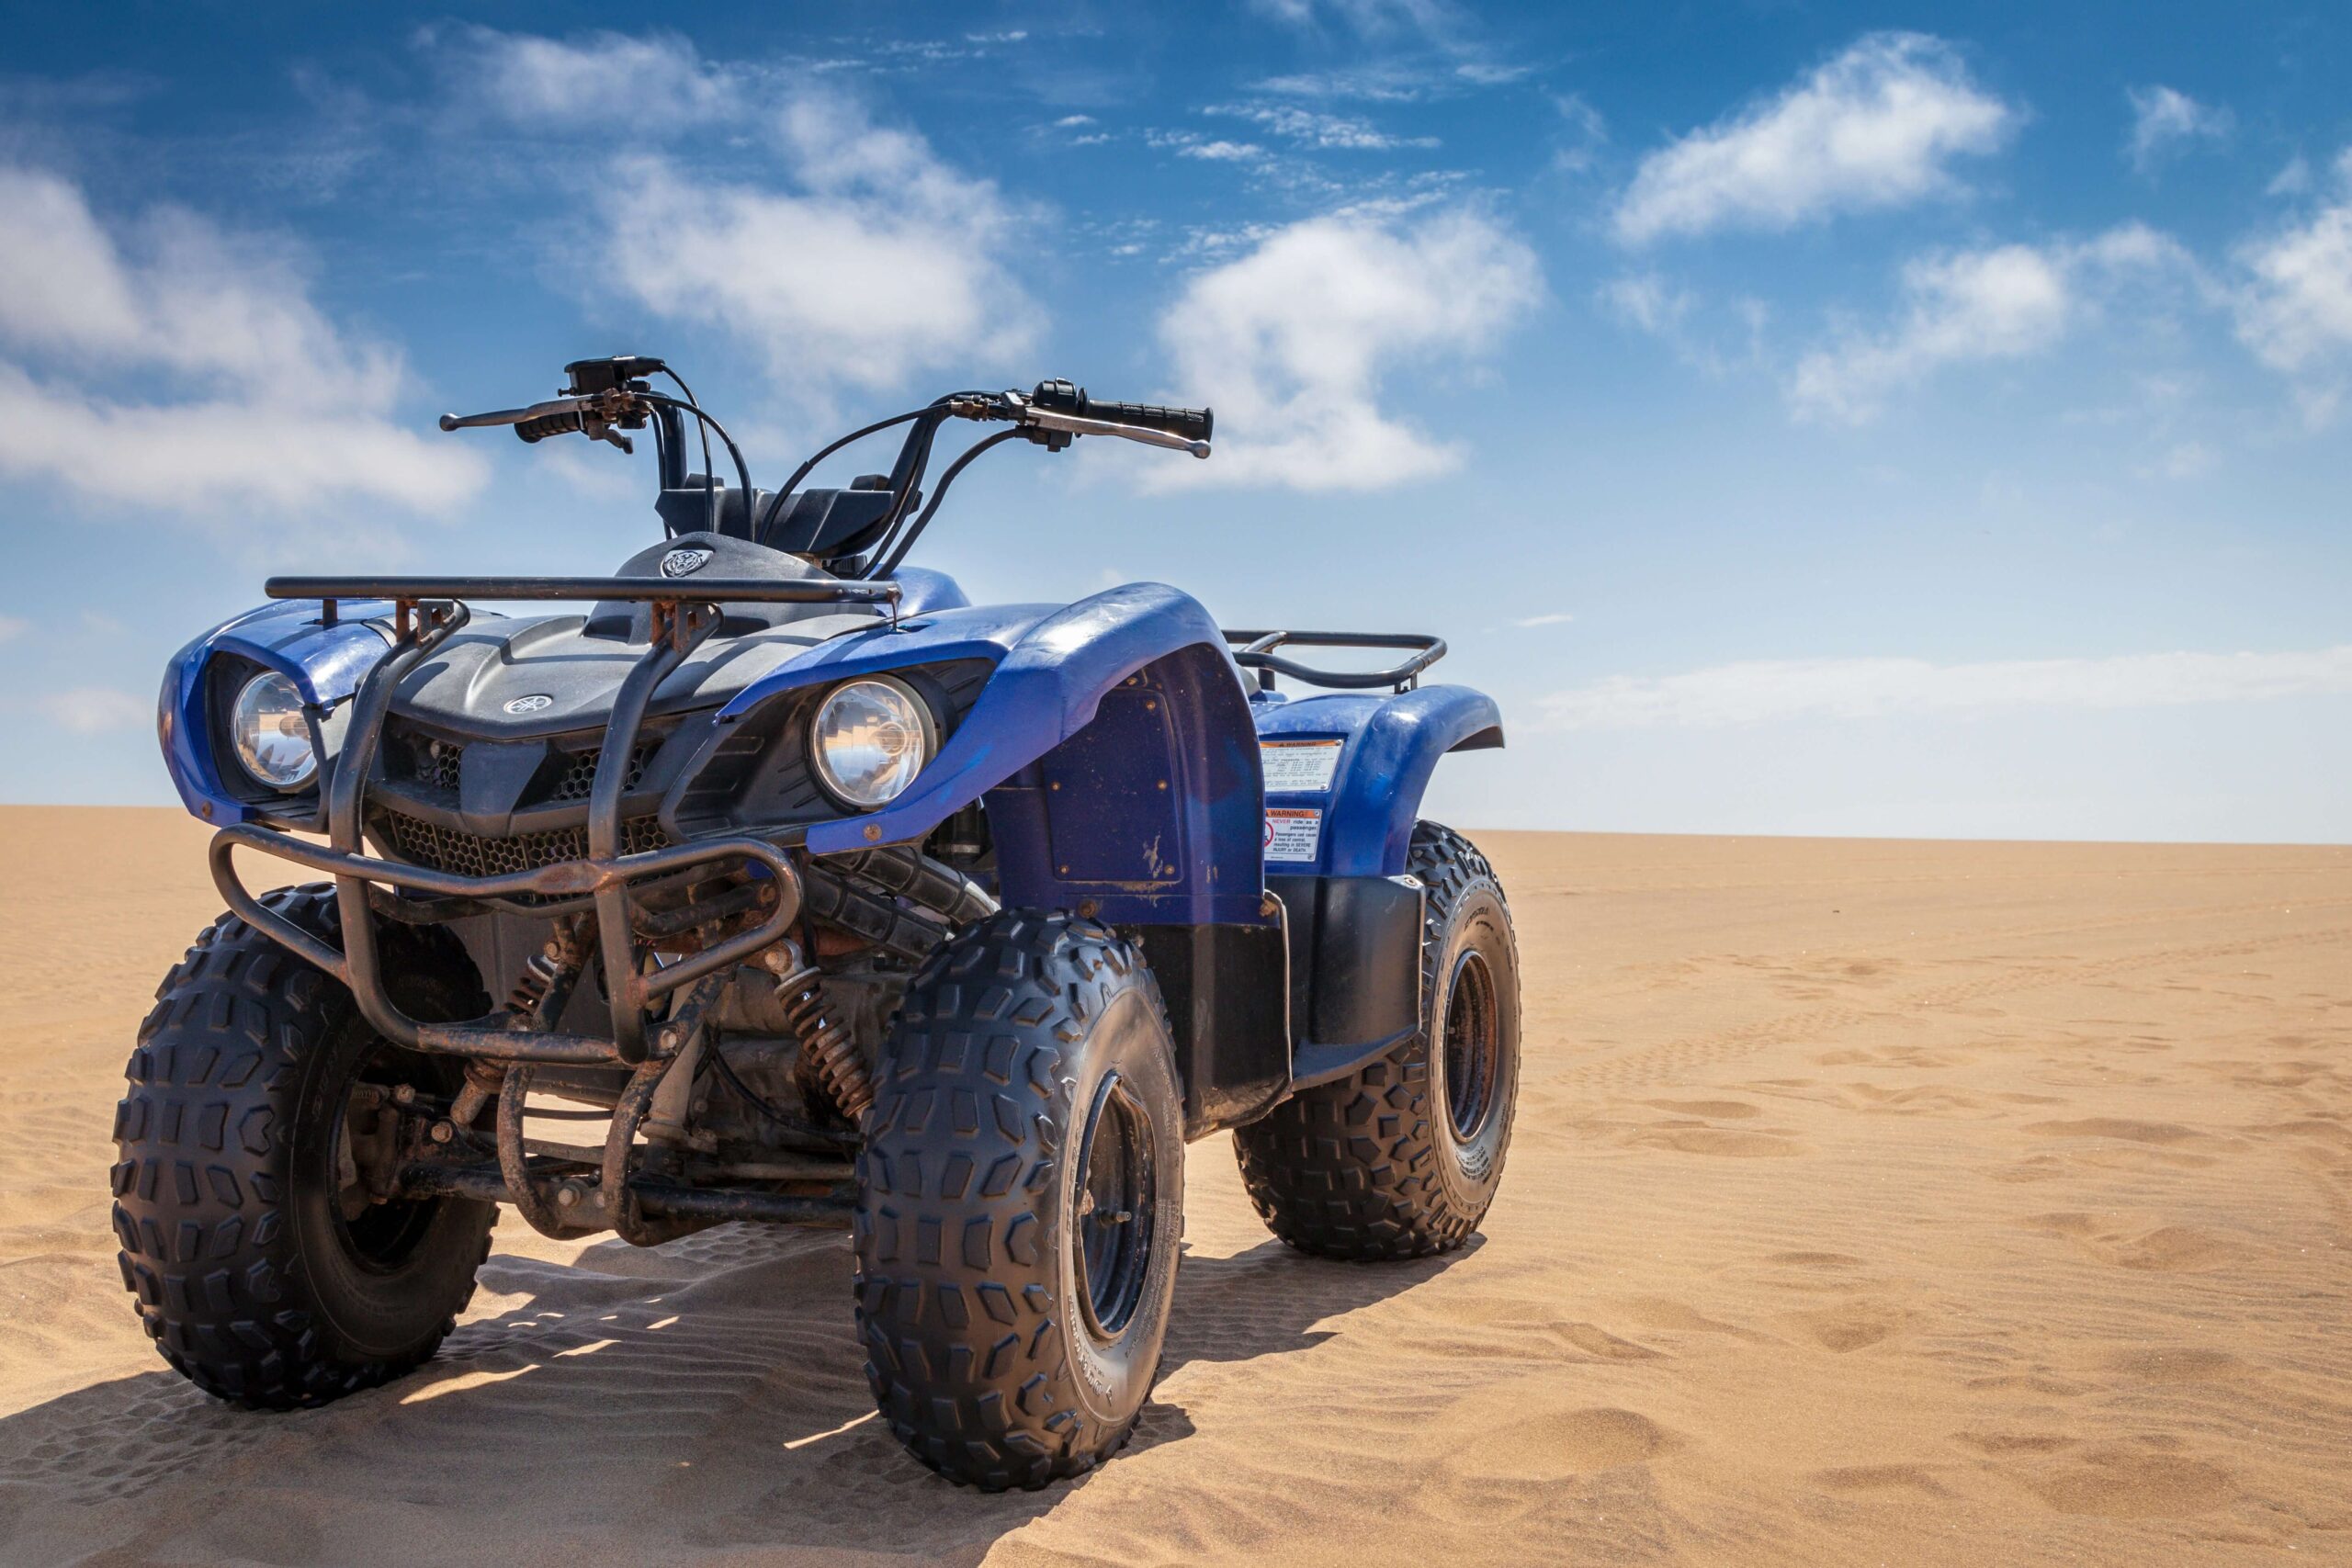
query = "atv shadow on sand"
(0, 1231, 1476, 1562)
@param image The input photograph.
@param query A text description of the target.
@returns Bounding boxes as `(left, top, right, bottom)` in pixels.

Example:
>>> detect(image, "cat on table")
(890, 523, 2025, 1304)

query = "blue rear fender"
(1246, 682, 1503, 1093)
(1251, 684, 1505, 876)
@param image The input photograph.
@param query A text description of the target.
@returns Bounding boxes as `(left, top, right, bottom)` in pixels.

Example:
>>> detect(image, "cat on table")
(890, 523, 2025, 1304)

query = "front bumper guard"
(209, 574, 894, 1066)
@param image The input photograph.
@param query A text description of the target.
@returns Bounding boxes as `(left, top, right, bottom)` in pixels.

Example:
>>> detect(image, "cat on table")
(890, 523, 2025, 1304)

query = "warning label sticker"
(1264, 807, 1323, 863)
(1260, 738, 1342, 793)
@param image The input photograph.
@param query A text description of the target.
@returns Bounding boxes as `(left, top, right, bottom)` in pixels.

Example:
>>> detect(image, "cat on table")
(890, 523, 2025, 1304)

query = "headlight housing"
(229, 671, 318, 792)
(809, 675, 934, 809)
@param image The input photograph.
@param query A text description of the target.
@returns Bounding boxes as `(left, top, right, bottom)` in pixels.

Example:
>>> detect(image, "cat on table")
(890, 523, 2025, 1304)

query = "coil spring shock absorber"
(760, 942, 873, 1120)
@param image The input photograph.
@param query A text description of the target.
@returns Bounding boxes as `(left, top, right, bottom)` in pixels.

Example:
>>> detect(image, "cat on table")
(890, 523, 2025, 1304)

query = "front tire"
(1234, 821, 1521, 1259)
(111, 886, 496, 1407)
(854, 910, 1185, 1490)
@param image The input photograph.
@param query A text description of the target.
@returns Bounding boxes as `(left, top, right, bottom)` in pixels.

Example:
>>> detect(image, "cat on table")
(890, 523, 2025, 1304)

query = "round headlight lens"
(810, 676, 933, 809)
(231, 671, 317, 792)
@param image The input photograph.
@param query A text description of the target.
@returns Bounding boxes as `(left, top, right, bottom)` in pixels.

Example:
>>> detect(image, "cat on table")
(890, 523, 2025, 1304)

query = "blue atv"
(120, 356, 1520, 1489)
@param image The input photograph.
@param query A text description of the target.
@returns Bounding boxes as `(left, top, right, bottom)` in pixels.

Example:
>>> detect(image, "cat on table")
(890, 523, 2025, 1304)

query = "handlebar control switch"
(564, 355, 668, 397)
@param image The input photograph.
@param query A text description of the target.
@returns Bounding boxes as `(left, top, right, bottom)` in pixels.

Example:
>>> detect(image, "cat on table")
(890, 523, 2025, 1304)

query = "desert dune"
(0, 806, 2345, 1565)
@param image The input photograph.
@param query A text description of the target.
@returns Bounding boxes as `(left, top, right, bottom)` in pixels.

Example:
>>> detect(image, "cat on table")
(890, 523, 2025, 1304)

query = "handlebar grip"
(1081, 398, 1211, 443)
(514, 410, 587, 444)
(1030, 381, 1212, 442)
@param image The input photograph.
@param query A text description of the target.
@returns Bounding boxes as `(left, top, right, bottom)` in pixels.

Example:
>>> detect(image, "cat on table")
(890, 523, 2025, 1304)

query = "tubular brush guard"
(205, 579, 895, 1065)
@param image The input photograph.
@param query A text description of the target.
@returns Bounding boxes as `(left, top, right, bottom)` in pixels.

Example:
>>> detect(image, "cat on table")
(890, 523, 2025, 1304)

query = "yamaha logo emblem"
(661, 547, 713, 578)
(503, 694, 554, 716)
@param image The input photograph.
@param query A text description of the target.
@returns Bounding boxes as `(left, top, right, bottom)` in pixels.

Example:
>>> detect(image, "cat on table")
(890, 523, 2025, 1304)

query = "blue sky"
(1, 1, 2347, 841)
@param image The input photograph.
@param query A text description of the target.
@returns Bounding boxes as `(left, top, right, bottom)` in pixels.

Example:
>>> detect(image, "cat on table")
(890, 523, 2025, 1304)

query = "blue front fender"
(160, 600, 394, 824)
(782, 584, 1270, 926)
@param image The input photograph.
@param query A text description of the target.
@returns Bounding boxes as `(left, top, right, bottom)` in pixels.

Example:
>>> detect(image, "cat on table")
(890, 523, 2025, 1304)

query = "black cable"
(865, 428, 1024, 581)
(752, 405, 932, 542)
(639, 393, 754, 540)
(708, 1041, 857, 1145)
(752, 390, 1001, 546)
(657, 367, 718, 536)
(648, 414, 675, 538)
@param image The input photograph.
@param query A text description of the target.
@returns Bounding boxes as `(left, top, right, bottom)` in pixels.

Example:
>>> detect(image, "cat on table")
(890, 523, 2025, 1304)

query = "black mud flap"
(1267, 874, 1425, 1089)
(1127, 919, 1291, 1139)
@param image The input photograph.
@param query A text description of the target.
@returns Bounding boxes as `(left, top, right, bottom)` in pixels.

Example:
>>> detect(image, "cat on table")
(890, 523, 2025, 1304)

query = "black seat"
(653, 473, 903, 562)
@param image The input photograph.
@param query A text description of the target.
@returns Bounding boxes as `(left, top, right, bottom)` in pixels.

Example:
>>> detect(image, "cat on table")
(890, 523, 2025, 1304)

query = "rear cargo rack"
(1223, 629, 1446, 694)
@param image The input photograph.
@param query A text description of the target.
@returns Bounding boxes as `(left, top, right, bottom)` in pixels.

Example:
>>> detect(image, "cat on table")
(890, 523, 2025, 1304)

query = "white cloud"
(1205, 103, 1436, 152)
(1177, 138, 1267, 163)
(1146, 208, 1542, 491)
(603, 141, 1036, 396)
(1552, 93, 1609, 173)
(441, 33, 1039, 403)
(2267, 156, 2312, 197)
(2233, 154, 2352, 386)
(1250, 0, 1461, 38)
(1788, 224, 2191, 423)
(2126, 85, 2232, 174)
(1512, 612, 1573, 627)
(441, 28, 739, 130)
(1613, 33, 2013, 245)
(1541, 646, 2352, 730)
(36, 686, 151, 736)
(0, 615, 27, 643)
(0, 164, 485, 515)
(1600, 272, 1694, 335)
(2143, 439, 2217, 480)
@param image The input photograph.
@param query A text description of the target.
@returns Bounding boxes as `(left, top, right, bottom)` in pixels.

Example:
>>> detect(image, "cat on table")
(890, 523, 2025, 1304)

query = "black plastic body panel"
(1129, 919, 1290, 1140)
(1267, 873, 1425, 1088)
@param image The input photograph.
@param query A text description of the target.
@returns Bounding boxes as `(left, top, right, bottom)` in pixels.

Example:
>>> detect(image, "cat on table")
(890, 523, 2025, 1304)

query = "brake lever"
(438, 397, 592, 433)
(439, 395, 634, 453)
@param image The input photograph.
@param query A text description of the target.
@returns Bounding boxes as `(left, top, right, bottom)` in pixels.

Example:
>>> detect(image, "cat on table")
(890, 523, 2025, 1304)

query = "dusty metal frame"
(207, 575, 896, 1066)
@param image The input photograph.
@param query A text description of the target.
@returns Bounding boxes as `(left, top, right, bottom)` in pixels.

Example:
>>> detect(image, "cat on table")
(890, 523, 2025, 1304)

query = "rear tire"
(1234, 821, 1520, 1260)
(111, 885, 496, 1407)
(854, 910, 1185, 1490)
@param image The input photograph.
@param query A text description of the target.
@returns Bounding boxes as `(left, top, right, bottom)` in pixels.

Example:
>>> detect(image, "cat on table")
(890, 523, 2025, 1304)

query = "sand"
(0, 807, 2346, 1565)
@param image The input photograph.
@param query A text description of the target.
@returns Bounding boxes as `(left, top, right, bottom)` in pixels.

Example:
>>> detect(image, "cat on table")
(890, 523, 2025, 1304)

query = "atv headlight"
(809, 676, 933, 809)
(230, 671, 317, 792)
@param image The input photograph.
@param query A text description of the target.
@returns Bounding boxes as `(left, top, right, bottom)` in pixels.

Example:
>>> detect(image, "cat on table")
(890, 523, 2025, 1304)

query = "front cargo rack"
(1223, 629, 1446, 694)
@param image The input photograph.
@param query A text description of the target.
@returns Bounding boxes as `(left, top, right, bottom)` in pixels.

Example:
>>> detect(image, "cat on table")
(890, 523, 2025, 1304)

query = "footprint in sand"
(1453, 1404, 1682, 1482)
(1607, 1296, 1770, 1342)
(2015, 1213, 2250, 1272)
(1631, 1125, 1808, 1157)
(2103, 1347, 2255, 1385)
(1954, 1430, 2075, 1456)
(1639, 1099, 1762, 1119)
(1810, 1463, 1949, 1495)
(1555, 1323, 1665, 1360)
(1788, 1300, 1911, 1352)
(2022, 1444, 2236, 1518)
(2024, 1117, 2208, 1145)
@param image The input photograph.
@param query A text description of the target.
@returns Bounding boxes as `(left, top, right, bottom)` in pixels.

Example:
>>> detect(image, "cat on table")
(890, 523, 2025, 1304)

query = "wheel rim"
(1441, 947, 1500, 1144)
(330, 1055, 442, 1270)
(1073, 1071, 1156, 1341)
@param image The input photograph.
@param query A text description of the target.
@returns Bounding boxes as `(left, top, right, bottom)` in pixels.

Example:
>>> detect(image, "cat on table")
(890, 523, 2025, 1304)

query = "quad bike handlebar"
(437, 362, 1212, 570)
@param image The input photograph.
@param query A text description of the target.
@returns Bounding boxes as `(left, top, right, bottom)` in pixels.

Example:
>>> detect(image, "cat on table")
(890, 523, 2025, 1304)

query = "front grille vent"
(373, 809, 671, 879)
(549, 744, 657, 802)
